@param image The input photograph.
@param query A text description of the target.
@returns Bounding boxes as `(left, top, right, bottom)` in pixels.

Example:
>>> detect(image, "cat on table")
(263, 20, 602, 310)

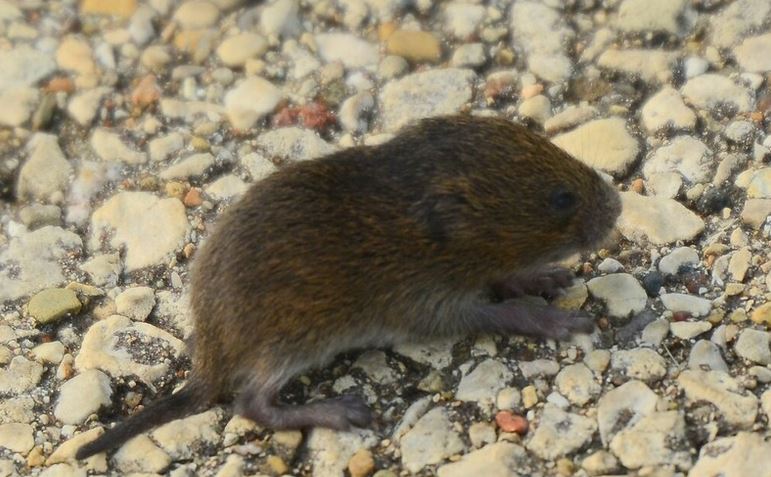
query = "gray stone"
(54, 369, 112, 425)
(260, 0, 300, 37)
(80, 253, 122, 287)
(0, 226, 82, 302)
(609, 411, 691, 470)
(0, 45, 56, 90)
(641, 318, 670, 347)
(89, 192, 189, 271)
(660, 293, 712, 317)
(587, 273, 647, 318)
(552, 118, 639, 176)
(0, 356, 44, 396)
(526, 404, 596, 460)
(18, 134, 73, 203)
(380, 68, 475, 132)
(555, 363, 601, 405)
(456, 359, 513, 411)
(518, 359, 560, 378)
(443, 2, 486, 39)
(659, 247, 699, 275)
(510, 1, 574, 82)
(688, 340, 728, 372)
(617, 192, 705, 245)
(394, 338, 454, 369)
(597, 380, 659, 445)
(353, 350, 398, 385)
(610, 348, 667, 382)
(735, 328, 771, 365)
(75, 315, 186, 386)
(257, 127, 337, 161)
(307, 428, 378, 477)
(678, 370, 758, 428)
(643, 136, 713, 183)
(437, 442, 526, 477)
(400, 407, 464, 473)
(681, 74, 754, 113)
(450, 43, 486, 68)
(115, 287, 155, 321)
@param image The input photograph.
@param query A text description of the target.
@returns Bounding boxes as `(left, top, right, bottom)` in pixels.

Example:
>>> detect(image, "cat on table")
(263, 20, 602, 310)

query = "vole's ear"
(410, 193, 471, 244)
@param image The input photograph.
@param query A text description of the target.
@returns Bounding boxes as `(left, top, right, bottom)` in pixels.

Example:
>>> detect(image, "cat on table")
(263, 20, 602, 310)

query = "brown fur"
(76, 114, 621, 459)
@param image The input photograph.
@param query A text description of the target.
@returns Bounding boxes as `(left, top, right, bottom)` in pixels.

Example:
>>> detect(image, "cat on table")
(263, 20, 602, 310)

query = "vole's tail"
(75, 377, 209, 460)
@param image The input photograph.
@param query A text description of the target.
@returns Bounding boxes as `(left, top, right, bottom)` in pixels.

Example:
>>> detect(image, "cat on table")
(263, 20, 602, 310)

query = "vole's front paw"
(493, 267, 575, 300)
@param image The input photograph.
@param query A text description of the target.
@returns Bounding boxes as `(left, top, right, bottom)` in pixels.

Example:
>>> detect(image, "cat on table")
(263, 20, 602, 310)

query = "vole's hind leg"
(491, 267, 574, 300)
(235, 382, 372, 431)
(468, 300, 594, 341)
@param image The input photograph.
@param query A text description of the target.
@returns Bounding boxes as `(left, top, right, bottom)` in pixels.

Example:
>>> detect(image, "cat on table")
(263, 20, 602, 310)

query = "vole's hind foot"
(472, 301, 594, 341)
(236, 388, 372, 431)
(493, 267, 575, 300)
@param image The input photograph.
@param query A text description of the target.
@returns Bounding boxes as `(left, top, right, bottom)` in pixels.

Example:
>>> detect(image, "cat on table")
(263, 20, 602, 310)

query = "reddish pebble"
(183, 188, 203, 207)
(672, 311, 691, 322)
(630, 178, 645, 194)
(131, 74, 161, 108)
(273, 105, 299, 127)
(298, 101, 336, 130)
(495, 411, 528, 434)
(44, 76, 75, 93)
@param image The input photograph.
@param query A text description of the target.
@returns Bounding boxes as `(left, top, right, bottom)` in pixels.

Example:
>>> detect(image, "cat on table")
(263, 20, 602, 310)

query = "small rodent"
(76, 114, 621, 459)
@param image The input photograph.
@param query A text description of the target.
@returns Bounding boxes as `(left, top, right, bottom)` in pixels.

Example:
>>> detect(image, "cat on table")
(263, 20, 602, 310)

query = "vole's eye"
(550, 189, 577, 211)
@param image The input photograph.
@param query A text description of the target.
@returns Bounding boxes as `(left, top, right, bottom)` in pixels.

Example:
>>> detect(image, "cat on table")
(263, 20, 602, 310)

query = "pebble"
(149, 132, 185, 162)
(173, 0, 219, 29)
(259, 0, 300, 38)
(510, 1, 573, 83)
(89, 191, 189, 271)
(555, 363, 600, 405)
(400, 407, 464, 472)
(544, 105, 598, 133)
(19, 204, 61, 230)
(28, 288, 82, 325)
(690, 432, 771, 477)
(386, 30, 441, 63)
(751, 303, 771, 327)
(643, 136, 713, 184)
(734, 328, 771, 364)
(0, 45, 56, 91)
(378, 55, 408, 80)
(151, 409, 221, 460)
(609, 411, 691, 470)
(32, 341, 66, 364)
(436, 442, 527, 477)
(347, 449, 375, 477)
(257, 127, 337, 161)
(467, 422, 496, 448)
(308, 429, 379, 477)
(217, 32, 268, 67)
(734, 33, 771, 72)
(586, 273, 647, 318)
(115, 286, 155, 321)
(688, 339, 729, 372)
(456, 359, 513, 411)
(0, 85, 37, 127)
(224, 77, 284, 130)
(614, 0, 689, 35)
(517, 95, 551, 125)
(641, 318, 669, 346)
(678, 370, 758, 428)
(747, 169, 771, 199)
(659, 247, 699, 275)
(394, 338, 454, 369)
(597, 49, 677, 83)
(519, 359, 559, 378)
(380, 68, 475, 132)
(597, 258, 623, 273)
(68, 87, 110, 126)
(597, 380, 658, 444)
(56, 36, 97, 78)
(54, 369, 112, 425)
(708, 0, 770, 48)
(610, 348, 667, 382)
(339, 91, 374, 133)
(450, 43, 486, 69)
(75, 315, 186, 385)
(443, 2, 486, 39)
(205, 175, 249, 201)
(114, 435, 172, 473)
(551, 118, 639, 176)
(728, 248, 751, 282)
(18, 134, 74, 204)
(0, 226, 82, 302)
(526, 404, 596, 460)
(354, 350, 398, 385)
(0, 423, 34, 454)
(670, 321, 712, 339)
(160, 153, 215, 180)
(91, 129, 147, 164)
(0, 356, 44, 396)
(80, 253, 122, 287)
(660, 293, 712, 317)
(315, 33, 379, 70)
(617, 192, 705, 245)
(680, 74, 754, 113)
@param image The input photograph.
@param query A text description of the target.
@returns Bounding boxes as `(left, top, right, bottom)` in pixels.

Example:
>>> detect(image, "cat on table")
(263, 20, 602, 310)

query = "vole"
(76, 114, 621, 459)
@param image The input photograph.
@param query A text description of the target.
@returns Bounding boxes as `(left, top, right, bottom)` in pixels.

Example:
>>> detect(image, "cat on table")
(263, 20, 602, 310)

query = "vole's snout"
(579, 179, 621, 251)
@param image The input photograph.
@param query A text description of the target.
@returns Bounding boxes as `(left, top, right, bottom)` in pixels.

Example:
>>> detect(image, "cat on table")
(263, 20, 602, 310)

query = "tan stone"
(81, 0, 138, 18)
(386, 30, 442, 63)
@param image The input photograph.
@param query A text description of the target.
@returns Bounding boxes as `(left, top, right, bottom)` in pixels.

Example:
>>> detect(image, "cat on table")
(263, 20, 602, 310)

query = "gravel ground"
(1, 0, 771, 476)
